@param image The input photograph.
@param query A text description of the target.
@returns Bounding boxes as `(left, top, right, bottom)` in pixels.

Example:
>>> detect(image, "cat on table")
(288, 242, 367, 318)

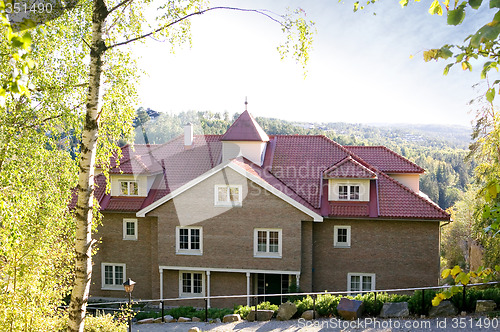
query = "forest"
(132, 108, 475, 211)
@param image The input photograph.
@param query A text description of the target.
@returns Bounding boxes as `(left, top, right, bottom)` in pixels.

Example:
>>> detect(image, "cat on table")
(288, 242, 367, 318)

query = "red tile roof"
(345, 146, 425, 174)
(89, 114, 448, 220)
(324, 156, 377, 179)
(221, 111, 269, 142)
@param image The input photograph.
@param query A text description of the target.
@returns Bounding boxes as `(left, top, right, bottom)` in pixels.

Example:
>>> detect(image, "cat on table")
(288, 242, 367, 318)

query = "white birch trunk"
(67, 0, 108, 331)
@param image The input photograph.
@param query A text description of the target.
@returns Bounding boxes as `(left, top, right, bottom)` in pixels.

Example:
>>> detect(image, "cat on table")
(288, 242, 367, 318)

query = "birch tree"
(66, 1, 314, 331)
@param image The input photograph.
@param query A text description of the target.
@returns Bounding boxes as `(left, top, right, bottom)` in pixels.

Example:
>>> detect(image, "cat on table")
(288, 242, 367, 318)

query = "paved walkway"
(133, 316, 499, 331)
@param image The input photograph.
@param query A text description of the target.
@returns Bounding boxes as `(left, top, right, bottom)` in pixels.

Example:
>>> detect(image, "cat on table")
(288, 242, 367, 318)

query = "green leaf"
(442, 269, 451, 279)
(469, 0, 483, 9)
(439, 47, 453, 59)
(444, 63, 454, 75)
(448, 8, 466, 25)
(487, 87, 496, 102)
(491, 0, 500, 8)
(429, 0, 443, 15)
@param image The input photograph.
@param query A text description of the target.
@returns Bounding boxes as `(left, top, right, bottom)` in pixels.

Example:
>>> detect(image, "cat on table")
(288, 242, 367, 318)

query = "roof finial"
(244, 96, 248, 112)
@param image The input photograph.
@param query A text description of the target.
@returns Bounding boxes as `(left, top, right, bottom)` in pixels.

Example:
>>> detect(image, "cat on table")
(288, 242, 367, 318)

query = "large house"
(89, 111, 450, 308)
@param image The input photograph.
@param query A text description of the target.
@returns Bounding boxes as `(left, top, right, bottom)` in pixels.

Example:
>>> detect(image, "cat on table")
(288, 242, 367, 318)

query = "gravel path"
(133, 315, 499, 331)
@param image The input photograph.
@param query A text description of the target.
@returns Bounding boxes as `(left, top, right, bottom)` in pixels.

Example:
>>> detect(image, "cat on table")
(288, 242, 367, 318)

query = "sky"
(134, 0, 494, 126)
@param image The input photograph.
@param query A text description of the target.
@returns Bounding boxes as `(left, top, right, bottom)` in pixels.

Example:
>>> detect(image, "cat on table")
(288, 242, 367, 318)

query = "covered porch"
(159, 266, 300, 308)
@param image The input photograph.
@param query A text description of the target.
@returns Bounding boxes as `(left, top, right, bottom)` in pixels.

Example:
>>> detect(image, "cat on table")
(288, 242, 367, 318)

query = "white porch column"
(206, 271, 211, 308)
(296, 273, 300, 289)
(159, 268, 164, 299)
(246, 272, 251, 306)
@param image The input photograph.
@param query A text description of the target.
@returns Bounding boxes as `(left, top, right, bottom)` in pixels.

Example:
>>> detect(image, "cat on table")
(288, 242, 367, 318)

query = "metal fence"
(85, 281, 500, 322)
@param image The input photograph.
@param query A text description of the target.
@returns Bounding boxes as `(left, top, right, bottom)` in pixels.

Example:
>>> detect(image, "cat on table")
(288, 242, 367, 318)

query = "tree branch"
(107, 6, 283, 49)
(107, 0, 134, 15)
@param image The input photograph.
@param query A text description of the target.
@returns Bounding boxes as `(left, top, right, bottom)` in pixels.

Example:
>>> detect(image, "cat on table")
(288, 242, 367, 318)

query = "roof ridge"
(346, 145, 425, 173)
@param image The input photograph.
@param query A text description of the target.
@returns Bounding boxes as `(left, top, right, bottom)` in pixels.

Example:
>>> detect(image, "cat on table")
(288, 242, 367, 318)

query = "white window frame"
(253, 228, 282, 258)
(347, 273, 376, 295)
(119, 180, 139, 196)
(214, 184, 242, 206)
(334, 225, 351, 248)
(338, 183, 360, 201)
(123, 218, 138, 241)
(176, 226, 203, 255)
(101, 263, 126, 290)
(179, 271, 205, 297)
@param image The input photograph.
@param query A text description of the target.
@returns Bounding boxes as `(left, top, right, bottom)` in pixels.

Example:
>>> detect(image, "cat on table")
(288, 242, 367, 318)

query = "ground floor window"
(101, 263, 126, 290)
(347, 273, 375, 294)
(179, 271, 204, 297)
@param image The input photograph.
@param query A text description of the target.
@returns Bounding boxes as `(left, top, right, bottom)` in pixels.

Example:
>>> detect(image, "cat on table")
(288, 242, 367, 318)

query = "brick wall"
(313, 219, 440, 292)
(90, 213, 156, 299)
(148, 168, 311, 272)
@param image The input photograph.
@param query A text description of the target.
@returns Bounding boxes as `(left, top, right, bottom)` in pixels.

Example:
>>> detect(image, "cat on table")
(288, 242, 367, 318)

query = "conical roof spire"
(221, 110, 269, 142)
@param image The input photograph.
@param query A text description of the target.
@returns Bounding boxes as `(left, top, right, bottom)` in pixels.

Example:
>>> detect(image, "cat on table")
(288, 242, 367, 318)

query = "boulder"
(337, 297, 364, 320)
(246, 309, 274, 322)
(301, 310, 318, 320)
(163, 315, 175, 323)
(153, 317, 163, 323)
(137, 318, 154, 324)
(222, 314, 241, 323)
(476, 300, 497, 313)
(192, 317, 201, 322)
(379, 302, 410, 318)
(277, 302, 297, 321)
(208, 318, 222, 324)
(429, 301, 458, 317)
(177, 317, 192, 322)
(188, 328, 201, 332)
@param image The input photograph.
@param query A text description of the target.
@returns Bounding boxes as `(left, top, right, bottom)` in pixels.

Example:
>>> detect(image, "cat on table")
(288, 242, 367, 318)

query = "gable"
(136, 159, 322, 222)
(324, 157, 377, 179)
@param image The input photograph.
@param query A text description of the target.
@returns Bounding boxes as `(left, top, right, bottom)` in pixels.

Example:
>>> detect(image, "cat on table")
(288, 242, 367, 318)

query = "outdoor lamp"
(123, 278, 136, 332)
(123, 278, 136, 294)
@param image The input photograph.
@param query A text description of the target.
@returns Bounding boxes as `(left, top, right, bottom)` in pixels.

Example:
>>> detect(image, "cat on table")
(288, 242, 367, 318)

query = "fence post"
(312, 294, 316, 320)
(462, 284, 467, 313)
(161, 300, 165, 322)
(205, 298, 208, 322)
(254, 296, 258, 320)
(374, 292, 377, 306)
(421, 289, 425, 316)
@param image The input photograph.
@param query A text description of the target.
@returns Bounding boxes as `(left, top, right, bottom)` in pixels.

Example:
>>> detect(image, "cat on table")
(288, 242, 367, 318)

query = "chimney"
(184, 123, 193, 149)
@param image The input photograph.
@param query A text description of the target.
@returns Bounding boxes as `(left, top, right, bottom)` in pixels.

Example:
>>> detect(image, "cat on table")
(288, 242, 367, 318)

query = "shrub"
(315, 294, 340, 317)
(134, 310, 161, 321)
(165, 306, 197, 319)
(51, 312, 129, 332)
(83, 314, 128, 332)
(449, 286, 500, 312)
(193, 308, 234, 321)
(294, 295, 314, 316)
(408, 290, 438, 315)
(233, 301, 279, 320)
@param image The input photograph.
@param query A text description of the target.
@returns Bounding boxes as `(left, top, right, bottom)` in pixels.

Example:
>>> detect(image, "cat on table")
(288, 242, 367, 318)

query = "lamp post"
(123, 278, 136, 332)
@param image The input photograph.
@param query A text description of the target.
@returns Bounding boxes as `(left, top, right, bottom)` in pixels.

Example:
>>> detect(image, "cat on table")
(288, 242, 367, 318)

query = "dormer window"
(120, 181, 138, 196)
(339, 185, 360, 201)
(328, 179, 369, 202)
